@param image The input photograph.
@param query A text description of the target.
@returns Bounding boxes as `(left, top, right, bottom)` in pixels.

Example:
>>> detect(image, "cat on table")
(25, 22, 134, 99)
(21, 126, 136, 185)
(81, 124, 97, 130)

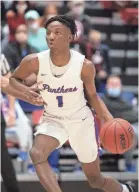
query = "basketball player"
(9, 15, 134, 192)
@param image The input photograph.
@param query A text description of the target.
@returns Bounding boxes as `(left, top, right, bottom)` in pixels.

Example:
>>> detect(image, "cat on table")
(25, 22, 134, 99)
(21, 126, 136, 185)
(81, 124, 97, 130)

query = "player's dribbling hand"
(30, 81, 43, 93)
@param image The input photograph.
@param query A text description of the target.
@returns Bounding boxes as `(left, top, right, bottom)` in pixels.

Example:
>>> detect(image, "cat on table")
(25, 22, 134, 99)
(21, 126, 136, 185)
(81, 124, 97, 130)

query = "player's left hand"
(29, 97, 46, 106)
(27, 81, 47, 106)
(30, 81, 43, 93)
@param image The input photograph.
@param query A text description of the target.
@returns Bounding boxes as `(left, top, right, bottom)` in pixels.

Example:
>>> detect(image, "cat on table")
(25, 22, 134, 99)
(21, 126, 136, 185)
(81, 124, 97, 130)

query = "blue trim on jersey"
(91, 109, 103, 156)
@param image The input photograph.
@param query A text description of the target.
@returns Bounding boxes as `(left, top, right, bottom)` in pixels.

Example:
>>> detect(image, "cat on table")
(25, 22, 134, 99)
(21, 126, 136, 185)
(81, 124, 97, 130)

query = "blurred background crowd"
(1, 0, 138, 177)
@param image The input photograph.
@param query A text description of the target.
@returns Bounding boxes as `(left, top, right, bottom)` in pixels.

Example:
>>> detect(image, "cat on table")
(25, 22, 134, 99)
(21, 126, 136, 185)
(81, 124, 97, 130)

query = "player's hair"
(44, 15, 77, 39)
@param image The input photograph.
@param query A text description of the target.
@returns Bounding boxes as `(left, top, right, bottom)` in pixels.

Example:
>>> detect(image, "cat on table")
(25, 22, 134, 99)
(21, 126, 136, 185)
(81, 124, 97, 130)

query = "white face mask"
(16, 4, 27, 12)
(72, 6, 84, 16)
(47, 14, 57, 20)
(29, 23, 39, 31)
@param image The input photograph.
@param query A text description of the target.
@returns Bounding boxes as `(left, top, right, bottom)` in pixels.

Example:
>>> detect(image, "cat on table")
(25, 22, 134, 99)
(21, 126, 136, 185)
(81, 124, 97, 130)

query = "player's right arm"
(10, 54, 38, 92)
(9, 54, 42, 103)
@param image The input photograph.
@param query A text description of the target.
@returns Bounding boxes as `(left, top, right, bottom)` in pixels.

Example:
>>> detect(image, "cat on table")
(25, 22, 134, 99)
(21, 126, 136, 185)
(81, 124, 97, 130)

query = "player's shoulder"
(22, 53, 38, 63)
(20, 53, 39, 74)
(22, 50, 50, 67)
(22, 50, 50, 62)
(20, 53, 39, 73)
(21, 51, 49, 64)
(83, 59, 93, 66)
(83, 59, 95, 71)
(81, 59, 96, 79)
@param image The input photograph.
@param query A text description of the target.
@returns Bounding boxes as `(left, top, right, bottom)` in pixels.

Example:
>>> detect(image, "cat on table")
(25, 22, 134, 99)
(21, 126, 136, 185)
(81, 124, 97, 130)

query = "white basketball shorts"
(34, 106, 100, 163)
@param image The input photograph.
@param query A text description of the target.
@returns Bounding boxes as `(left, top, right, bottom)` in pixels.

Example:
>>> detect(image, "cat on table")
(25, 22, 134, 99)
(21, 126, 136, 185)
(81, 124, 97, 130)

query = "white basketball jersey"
(37, 49, 88, 117)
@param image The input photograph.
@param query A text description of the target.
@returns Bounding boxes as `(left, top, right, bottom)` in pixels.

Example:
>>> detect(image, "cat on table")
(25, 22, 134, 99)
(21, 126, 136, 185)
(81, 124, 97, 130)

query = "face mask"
(72, 6, 84, 16)
(47, 14, 57, 20)
(107, 88, 121, 98)
(15, 32, 28, 44)
(29, 23, 39, 31)
(16, 4, 27, 12)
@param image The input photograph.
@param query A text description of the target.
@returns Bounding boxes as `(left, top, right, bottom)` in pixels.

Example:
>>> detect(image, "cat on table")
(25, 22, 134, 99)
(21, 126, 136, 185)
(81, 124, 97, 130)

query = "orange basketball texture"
(100, 118, 135, 154)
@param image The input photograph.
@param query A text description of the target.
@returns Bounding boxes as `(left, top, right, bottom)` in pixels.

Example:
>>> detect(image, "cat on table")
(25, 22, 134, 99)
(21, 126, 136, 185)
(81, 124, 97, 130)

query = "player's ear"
(69, 34, 73, 43)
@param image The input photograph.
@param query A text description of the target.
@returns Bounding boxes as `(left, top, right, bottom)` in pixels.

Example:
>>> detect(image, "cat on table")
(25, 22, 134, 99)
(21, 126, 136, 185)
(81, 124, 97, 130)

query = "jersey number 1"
(56, 96, 63, 107)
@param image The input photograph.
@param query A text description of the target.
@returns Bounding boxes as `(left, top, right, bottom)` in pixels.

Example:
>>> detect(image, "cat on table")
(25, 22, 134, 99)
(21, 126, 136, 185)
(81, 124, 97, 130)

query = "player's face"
(46, 21, 73, 50)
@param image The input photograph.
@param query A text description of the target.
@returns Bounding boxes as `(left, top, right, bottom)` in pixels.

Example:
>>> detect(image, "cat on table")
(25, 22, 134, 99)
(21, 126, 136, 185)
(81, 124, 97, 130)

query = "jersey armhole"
(37, 50, 49, 82)
(79, 55, 85, 81)
(37, 53, 41, 82)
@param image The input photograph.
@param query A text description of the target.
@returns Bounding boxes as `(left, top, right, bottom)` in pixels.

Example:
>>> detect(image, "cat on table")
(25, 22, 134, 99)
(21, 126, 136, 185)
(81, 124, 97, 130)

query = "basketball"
(100, 118, 135, 154)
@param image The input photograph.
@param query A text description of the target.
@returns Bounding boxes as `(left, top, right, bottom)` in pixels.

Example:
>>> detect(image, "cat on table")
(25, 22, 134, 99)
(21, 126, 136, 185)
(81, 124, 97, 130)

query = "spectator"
(68, 0, 92, 35)
(1, 55, 40, 174)
(25, 10, 48, 52)
(112, 1, 138, 9)
(3, 23, 43, 132)
(3, 24, 37, 71)
(1, 54, 20, 192)
(38, 4, 58, 27)
(101, 75, 138, 172)
(6, 1, 31, 42)
(2, 95, 34, 174)
(31, 1, 64, 8)
(70, 19, 85, 51)
(67, 0, 92, 51)
(80, 30, 112, 92)
(1, 1, 7, 27)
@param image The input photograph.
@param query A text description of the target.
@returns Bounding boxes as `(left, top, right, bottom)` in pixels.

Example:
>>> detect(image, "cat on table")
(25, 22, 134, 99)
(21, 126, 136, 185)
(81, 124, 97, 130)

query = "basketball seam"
(115, 120, 129, 149)
(102, 120, 116, 147)
(114, 123, 118, 153)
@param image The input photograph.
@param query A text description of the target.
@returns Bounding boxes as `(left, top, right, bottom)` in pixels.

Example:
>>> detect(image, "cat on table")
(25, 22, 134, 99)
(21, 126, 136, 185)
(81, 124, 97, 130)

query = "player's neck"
(50, 48, 71, 67)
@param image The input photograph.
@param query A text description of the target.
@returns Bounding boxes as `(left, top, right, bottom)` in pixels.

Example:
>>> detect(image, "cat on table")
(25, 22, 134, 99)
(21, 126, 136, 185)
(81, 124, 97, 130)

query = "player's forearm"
(89, 94, 113, 122)
(10, 76, 29, 94)
(2, 85, 28, 102)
